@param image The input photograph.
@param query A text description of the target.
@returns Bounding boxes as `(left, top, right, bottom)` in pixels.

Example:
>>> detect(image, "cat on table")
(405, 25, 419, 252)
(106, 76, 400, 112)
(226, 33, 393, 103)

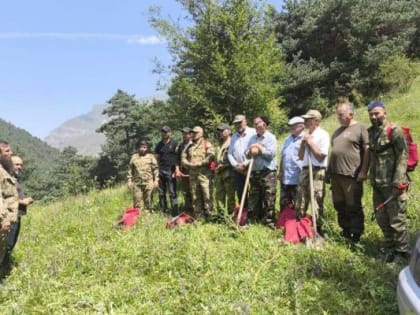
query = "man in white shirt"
(228, 115, 256, 207)
(295, 109, 330, 235)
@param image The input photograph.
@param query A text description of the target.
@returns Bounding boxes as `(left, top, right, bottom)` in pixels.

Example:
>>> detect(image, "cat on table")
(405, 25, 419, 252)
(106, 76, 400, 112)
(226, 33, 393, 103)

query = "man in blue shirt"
(279, 117, 305, 209)
(246, 116, 277, 227)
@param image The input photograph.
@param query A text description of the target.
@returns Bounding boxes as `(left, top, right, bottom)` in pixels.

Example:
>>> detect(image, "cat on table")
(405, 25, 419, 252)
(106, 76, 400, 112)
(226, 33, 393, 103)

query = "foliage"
(150, 0, 287, 134)
(274, 0, 420, 115)
(379, 54, 420, 93)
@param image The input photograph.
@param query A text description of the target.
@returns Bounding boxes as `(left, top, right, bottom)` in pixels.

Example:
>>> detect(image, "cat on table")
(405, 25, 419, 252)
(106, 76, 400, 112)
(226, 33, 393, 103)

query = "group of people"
(127, 101, 411, 263)
(0, 141, 33, 269)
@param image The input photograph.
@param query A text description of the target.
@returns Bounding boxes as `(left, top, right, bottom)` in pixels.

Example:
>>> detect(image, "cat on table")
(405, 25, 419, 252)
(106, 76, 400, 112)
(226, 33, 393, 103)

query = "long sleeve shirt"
(228, 127, 256, 168)
(246, 130, 278, 171)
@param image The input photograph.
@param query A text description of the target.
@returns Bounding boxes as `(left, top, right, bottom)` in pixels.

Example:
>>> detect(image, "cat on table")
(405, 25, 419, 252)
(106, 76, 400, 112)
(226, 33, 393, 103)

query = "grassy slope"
(1, 79, 420, 314)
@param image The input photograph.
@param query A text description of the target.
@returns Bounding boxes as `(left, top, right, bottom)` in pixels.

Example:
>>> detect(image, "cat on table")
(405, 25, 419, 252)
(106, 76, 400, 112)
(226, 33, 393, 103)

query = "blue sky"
(0, 0, 282, 139)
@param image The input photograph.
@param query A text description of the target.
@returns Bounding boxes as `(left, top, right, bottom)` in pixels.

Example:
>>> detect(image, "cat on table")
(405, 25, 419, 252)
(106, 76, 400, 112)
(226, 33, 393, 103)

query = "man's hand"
(21, 197, 34, 206)
(249, 143, 262, 157)
(127, 181, 133, 190)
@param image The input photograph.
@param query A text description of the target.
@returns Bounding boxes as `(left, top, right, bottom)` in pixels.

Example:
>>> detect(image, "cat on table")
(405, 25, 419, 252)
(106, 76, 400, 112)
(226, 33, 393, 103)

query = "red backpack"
(386, 125, 418, 172)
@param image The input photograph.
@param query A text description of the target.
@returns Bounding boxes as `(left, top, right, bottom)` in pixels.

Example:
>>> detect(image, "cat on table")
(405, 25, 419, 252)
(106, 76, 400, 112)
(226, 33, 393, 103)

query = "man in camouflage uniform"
(127, 140, 159, 210)
(0, 141, 18, 264)
(368, 101, 409, 263)
(214, 124, 235, 220)
(181, 126, 215, 219)
(175, 127, 193, 213)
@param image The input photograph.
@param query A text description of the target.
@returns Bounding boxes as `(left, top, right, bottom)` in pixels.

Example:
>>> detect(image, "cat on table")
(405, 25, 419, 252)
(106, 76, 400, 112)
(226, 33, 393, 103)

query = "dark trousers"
(158, 172, 178, 216)
(5, 216, 21, 261)
(234, 170, 248, 208)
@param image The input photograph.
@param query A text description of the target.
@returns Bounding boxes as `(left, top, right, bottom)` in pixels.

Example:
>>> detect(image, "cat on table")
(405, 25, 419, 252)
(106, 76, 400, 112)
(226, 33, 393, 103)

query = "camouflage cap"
(161, 125, 171, 132)
(180, 127, 192, 133)
(302, 109, 322, 120)
(232, 114, 246, 124)
(192, 126, 203, 133)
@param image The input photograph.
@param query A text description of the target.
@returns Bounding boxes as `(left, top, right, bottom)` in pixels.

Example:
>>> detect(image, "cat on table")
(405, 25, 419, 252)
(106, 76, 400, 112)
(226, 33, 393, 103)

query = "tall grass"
(1, 77, 420, 314)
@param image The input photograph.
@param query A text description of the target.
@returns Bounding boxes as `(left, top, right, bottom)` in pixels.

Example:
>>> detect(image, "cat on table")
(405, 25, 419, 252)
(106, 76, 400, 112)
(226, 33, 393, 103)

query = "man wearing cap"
(214, 124, 235, 220)
(155, 126, 179, 216)
(228, 115, 256, 208)
(296, 109, 329, 235)
(128, 140, 159, 210)
(175, 127, 194, 213)
(367, 101, 409, 262)
(246, 116, 277, 227)
(328, 102, 369, 246)
(278, 116, 305, 209)
(181, 126, 215, 219)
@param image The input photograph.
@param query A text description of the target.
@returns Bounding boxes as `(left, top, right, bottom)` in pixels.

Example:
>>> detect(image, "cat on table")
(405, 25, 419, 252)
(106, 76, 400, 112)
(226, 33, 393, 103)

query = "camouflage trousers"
(280, 184, 298, 210)
(373, 186, 409, 253)
(331, 174, 364, 236)
(248, 169, 277, 226)
(295, 168, 326, 232)
(133, 182, 154, 210)
(215, 170, 236, 216)
(189, 171, 213, 218)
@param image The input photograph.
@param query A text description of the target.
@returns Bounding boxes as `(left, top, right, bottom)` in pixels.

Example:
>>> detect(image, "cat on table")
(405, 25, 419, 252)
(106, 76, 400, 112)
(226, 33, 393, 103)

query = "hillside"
(0, 118, 61, 198)
(1, 79, 420, 313)
(45, 104, 107, 156)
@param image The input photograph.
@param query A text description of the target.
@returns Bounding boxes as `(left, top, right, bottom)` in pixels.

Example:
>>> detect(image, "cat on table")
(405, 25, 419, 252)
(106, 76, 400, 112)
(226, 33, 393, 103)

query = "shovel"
(305, 149, 324, 249)
(236, 158, 254, 225)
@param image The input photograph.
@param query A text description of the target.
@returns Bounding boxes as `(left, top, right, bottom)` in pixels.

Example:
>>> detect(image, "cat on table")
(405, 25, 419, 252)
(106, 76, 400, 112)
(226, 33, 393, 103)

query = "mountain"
(45, 104, 108, 156)
(45, 96, 167, 156)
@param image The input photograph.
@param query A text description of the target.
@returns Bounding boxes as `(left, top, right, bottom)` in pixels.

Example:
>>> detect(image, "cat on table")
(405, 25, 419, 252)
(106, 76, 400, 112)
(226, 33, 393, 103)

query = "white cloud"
(0, 32, 166, 45)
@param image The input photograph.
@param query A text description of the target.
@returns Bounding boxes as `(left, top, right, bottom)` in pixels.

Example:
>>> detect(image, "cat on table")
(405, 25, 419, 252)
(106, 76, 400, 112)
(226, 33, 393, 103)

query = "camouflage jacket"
(181, 138, 215, 174)
(368, 119, 408, 188)
(215, 139, 233, 177)
(127, 153, 158, 185)
(0, 165, 18, 221)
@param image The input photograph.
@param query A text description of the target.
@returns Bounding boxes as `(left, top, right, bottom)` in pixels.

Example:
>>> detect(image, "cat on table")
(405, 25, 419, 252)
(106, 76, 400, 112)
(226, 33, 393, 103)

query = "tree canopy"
(150, 0, 287, 133)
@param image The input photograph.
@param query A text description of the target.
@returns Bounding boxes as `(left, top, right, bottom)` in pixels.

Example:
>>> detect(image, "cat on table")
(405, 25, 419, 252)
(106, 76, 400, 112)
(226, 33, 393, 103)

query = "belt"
(303, 166, 326, 170)
(251, 169, 276, 175)
(302, 166, 326, 170)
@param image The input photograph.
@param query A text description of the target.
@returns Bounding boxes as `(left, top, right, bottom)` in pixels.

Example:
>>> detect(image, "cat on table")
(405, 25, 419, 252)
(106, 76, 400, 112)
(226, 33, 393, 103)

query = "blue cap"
(368, 101, 385, 111)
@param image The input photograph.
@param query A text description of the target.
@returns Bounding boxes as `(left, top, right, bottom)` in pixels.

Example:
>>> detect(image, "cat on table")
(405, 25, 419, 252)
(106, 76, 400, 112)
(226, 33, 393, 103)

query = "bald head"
(11, 155, 23, 174)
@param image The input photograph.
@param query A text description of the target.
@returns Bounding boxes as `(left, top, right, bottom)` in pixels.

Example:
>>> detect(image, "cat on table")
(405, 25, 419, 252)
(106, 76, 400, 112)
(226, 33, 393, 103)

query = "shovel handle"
(236, 158, 254, 225)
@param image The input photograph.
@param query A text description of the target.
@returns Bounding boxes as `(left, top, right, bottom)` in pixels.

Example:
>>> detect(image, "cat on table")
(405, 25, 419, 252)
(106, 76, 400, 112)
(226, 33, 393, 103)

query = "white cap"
(288, 116, 305, 126)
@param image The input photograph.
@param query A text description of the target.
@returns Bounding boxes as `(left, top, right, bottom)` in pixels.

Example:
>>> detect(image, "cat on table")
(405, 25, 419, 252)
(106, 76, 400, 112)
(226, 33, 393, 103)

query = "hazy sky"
(0, 0, 282, 139)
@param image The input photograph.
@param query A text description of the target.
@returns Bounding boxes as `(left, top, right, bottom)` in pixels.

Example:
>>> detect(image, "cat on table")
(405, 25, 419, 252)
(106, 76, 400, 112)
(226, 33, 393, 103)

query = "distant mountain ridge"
(45, 104, 107, 156)
(45, 96, 166, 156)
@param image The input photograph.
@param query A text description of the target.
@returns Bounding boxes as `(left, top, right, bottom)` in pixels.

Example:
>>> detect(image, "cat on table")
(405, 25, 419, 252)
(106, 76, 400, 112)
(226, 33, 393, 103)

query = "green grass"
(2, 78, 420, 314)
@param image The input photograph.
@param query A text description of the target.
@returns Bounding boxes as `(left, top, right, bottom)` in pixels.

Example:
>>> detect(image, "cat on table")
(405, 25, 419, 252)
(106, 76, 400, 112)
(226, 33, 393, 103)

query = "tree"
(150, 0, 287, 133)
(97, 90, 171, 179)
(274, 0, 420, 115)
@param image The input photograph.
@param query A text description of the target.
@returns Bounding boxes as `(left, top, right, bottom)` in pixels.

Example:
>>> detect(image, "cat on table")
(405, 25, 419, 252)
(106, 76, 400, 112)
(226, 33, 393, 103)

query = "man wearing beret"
(246, 116, 277, 227)
(279, 116, 305, 209)
(128, 140, 159, 210)
(296, 109, 330, 235)
(214, 124, 235, 220)
(155, 126, 179, 216)
(181, 126, 215, 219)
(368, 101, 410, 262)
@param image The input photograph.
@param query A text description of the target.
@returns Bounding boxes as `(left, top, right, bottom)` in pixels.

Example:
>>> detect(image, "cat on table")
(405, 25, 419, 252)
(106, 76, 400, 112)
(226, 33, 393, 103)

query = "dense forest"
(2, 0, 420, 200)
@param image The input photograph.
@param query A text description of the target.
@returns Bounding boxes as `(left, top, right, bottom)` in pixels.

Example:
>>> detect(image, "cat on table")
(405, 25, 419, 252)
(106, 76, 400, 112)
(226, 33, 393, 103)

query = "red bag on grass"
(166, 212, 195, 228)
(116, 207, 140, 228)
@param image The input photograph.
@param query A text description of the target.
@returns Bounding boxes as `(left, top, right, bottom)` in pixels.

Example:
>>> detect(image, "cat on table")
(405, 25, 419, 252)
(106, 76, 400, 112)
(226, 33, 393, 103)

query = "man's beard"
(0, 155, 15, 175)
